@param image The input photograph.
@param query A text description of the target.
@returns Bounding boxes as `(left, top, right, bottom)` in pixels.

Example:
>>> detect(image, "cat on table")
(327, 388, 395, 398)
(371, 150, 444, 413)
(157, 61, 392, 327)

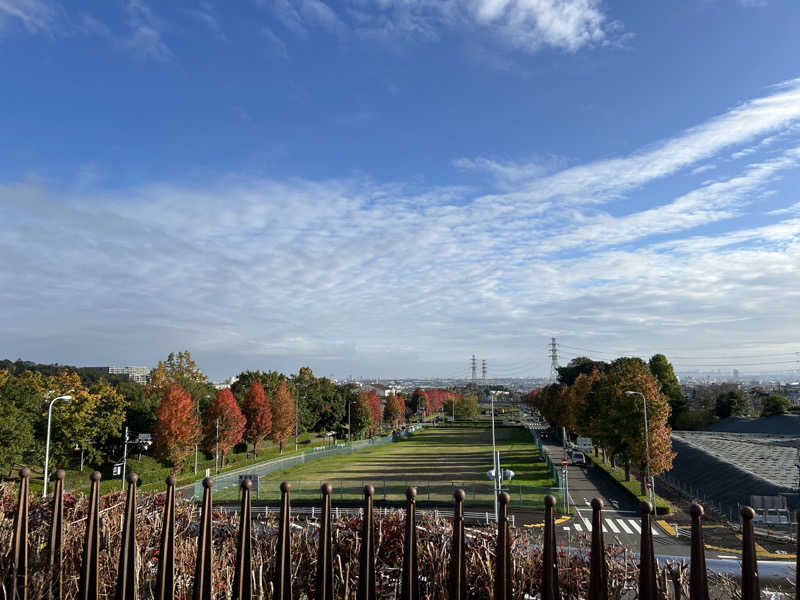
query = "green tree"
(761, 394, 790, 417)
(147, 351, 215, 413)
(349, 392, 372, 439)
(121, 380, 157, 434)
(715, 389, 748, 418)
(0, 391, 35, 476)
(557, 357, 608, 386)
(648, 354, 688, 426)
(455, 392, 479, 418)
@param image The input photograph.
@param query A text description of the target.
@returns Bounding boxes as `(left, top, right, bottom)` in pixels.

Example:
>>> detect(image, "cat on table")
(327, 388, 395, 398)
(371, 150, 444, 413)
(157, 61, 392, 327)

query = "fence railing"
(194, 427, 422, 499)
(4, 467, 799, 600)
(526, 426, 560, 487)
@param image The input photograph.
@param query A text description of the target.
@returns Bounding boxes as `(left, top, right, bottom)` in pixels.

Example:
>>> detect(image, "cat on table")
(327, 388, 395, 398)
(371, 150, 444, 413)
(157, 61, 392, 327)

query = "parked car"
(572, 451, 587, 466)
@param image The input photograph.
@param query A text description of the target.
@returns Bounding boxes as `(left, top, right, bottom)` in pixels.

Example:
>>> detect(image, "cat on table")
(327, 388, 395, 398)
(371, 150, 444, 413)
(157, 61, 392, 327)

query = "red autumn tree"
(153, 383, 200, 472)
(396, 393, 406, 420)
(241, 381, 272, 457)
(204, 388, 246, 468)
(270, 380, 296, 453)
(366, 390, 382, 434)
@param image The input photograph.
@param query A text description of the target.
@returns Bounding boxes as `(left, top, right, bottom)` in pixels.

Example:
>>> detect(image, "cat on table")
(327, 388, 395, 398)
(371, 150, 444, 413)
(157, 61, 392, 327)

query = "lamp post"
(625, 390, 654, 507)
(43, 395, 72, 498)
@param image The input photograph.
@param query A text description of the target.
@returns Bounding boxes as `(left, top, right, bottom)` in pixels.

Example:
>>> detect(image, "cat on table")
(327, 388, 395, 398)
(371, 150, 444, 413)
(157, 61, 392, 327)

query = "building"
(107, 366, 151, 385)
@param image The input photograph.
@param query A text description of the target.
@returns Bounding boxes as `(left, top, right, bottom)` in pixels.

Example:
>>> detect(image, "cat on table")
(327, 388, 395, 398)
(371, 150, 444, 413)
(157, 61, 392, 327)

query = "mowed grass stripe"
(214, 425, 557, 507)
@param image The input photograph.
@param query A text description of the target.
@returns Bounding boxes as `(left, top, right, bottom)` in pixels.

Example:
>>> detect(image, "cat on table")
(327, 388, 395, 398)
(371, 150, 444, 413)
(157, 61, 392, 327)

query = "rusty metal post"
(233, 478, 253, 600)
(541, 495, 560, 600)
(638, 501, 657, 600)
(115, 472, 139, 600)
(78, 472, 102, 600)
(192, 477, 214, 600)
(274, 482, 292, 600)
(589, 498, 607, 600)
(8, 467, 30, 600)
(448, 489, 466, 600)
(49, 469, 66, 600)
(155, 475, 176, 600)
(401, 487, 420, 600)
(316, 483, 333, 600)
(740, 506, 759, 600)
(689, 503, 708, 600)
(494, 492, 511, 600)
(357, 485, 376, 600)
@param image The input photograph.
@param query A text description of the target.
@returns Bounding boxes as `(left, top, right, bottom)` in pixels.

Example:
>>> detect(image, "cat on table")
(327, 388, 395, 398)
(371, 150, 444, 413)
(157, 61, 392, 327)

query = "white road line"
(605, 518, 620, 534)
(651, 526, 660, 536)
(628, 519, 641, 534)
(582, 517, 593, 531)
(615, 518, 633, 534)
(574, 523, 583, 532)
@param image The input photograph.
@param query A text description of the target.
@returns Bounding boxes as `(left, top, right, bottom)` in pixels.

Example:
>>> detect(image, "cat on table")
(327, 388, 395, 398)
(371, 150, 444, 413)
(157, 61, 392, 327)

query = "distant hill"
(0, 358, 129, 386)
(707, 414, 800, 435)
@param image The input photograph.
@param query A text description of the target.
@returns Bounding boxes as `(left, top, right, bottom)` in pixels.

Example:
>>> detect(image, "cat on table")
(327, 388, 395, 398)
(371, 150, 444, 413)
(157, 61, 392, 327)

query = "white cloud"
(0, 0, 60, 34)
(476, 78, 800, 207)
(122, 0, 172, 61)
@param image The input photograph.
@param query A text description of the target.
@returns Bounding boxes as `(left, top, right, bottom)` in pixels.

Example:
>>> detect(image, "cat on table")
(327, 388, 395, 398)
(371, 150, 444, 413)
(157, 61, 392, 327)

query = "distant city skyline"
(2, 2, 800, 379)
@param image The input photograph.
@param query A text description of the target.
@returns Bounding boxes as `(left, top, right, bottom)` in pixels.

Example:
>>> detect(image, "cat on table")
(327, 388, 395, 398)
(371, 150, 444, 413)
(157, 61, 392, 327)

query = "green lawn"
(215, 425, 560, 509)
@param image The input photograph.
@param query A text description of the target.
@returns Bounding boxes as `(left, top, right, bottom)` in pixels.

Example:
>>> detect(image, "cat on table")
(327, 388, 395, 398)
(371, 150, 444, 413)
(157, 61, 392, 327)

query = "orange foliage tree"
(153, 384, 200, 472)
(203, 389, 246, 468)
(383, 393, 403, 427)
(270, 380, 296, 453)
(241, 381, 272, 456)
(365, 391, 382, 434)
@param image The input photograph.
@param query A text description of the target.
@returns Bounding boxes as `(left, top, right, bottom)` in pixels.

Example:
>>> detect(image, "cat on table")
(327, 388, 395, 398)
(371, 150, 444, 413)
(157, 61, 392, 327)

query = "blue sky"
(2, 0, 800, 380)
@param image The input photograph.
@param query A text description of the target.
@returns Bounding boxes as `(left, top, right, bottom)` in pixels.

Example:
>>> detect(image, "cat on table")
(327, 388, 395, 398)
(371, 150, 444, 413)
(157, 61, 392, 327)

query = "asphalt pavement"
(533, 431, 691, 556)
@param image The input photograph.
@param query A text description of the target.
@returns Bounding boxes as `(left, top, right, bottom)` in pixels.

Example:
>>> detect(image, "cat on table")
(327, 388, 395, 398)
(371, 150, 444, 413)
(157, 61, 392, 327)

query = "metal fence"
(5, 467, 798, 600)
(214, 478, 562, 509)
(193, 427, 420, 499)
(526, 426, 560, 487)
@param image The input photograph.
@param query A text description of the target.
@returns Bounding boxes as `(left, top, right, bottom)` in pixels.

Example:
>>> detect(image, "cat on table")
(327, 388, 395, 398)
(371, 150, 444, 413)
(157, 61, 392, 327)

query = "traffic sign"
(646, 481, 653, 489)
(561, 458, 568, 467)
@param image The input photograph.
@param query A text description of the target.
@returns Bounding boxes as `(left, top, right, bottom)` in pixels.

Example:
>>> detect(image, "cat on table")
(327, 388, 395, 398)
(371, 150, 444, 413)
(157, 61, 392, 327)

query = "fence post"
(115, 472, 138, 600)
(78, 471, 102, 600)
(400, 488, 420, 600)
(494, 492, 512, 600)
(357, 485, 376, 600)
(155, 475, 176, 600)
(232, 478, 253, 600)
(541, 495, 559, 600)
(795, 510, 799, 600)
(638, 501, 657, 600)
(689, 503, 708, 600)
(316, 484, 333, 600)
(193, 477, 214, 600)
(8, 467, 30, 600)
(48, 469, 65, 600)
(274, 482, 292, 600)
(741, 506, 759, 600)
(449, 490, 466, 600)
(589, 498, 607, 600)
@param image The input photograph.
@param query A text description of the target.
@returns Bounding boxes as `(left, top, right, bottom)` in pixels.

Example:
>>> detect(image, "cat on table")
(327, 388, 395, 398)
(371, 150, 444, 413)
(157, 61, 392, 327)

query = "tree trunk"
(594, 446, 598, 457)
(624, 458, 631, 481)
(279, 440, 284, 454)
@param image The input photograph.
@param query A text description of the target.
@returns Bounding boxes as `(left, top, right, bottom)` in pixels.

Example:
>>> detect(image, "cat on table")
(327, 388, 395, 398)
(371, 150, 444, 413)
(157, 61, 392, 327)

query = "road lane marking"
(605, 519, 620, 534)
(615, 519, 633, 534)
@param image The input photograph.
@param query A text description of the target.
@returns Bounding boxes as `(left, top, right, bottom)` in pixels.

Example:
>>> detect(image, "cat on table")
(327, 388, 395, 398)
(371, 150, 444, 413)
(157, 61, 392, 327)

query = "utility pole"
(121, 426, 129, 492)
(549, 338, 559, 383)
(347, 397, 351, 444)
(295, 389, 299, 452)
(215, 418, 220, 473)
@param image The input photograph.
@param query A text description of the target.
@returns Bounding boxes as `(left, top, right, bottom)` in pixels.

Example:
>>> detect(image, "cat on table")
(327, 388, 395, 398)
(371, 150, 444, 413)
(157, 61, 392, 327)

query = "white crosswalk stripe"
(615, 518, 633, 534)
(605, 519, 619, 534)
(574, 523, 583, 532)
(629, 519, 642, 534)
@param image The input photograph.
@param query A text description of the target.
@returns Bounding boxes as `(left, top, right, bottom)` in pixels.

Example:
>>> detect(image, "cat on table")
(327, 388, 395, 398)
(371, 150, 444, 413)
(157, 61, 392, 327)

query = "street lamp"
(43, 395, 72, 497)
(625, 390, 654, 507)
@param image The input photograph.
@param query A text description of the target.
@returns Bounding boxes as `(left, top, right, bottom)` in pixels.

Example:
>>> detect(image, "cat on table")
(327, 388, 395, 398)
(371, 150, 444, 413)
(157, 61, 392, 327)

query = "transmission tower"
(471, 354, 477, 382)
(549, 338, 559, 382)
(481, 359, 487, 382)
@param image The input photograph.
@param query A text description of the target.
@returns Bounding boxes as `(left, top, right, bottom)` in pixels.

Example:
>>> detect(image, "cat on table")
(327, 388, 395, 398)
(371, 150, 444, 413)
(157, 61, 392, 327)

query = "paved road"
(535, 431, 691, 556)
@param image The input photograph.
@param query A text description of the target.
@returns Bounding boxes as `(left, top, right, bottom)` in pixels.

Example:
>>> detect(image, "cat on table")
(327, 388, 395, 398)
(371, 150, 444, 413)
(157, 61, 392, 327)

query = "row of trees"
(524, 355, 677, 494)
(0, 350, 473, 476)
